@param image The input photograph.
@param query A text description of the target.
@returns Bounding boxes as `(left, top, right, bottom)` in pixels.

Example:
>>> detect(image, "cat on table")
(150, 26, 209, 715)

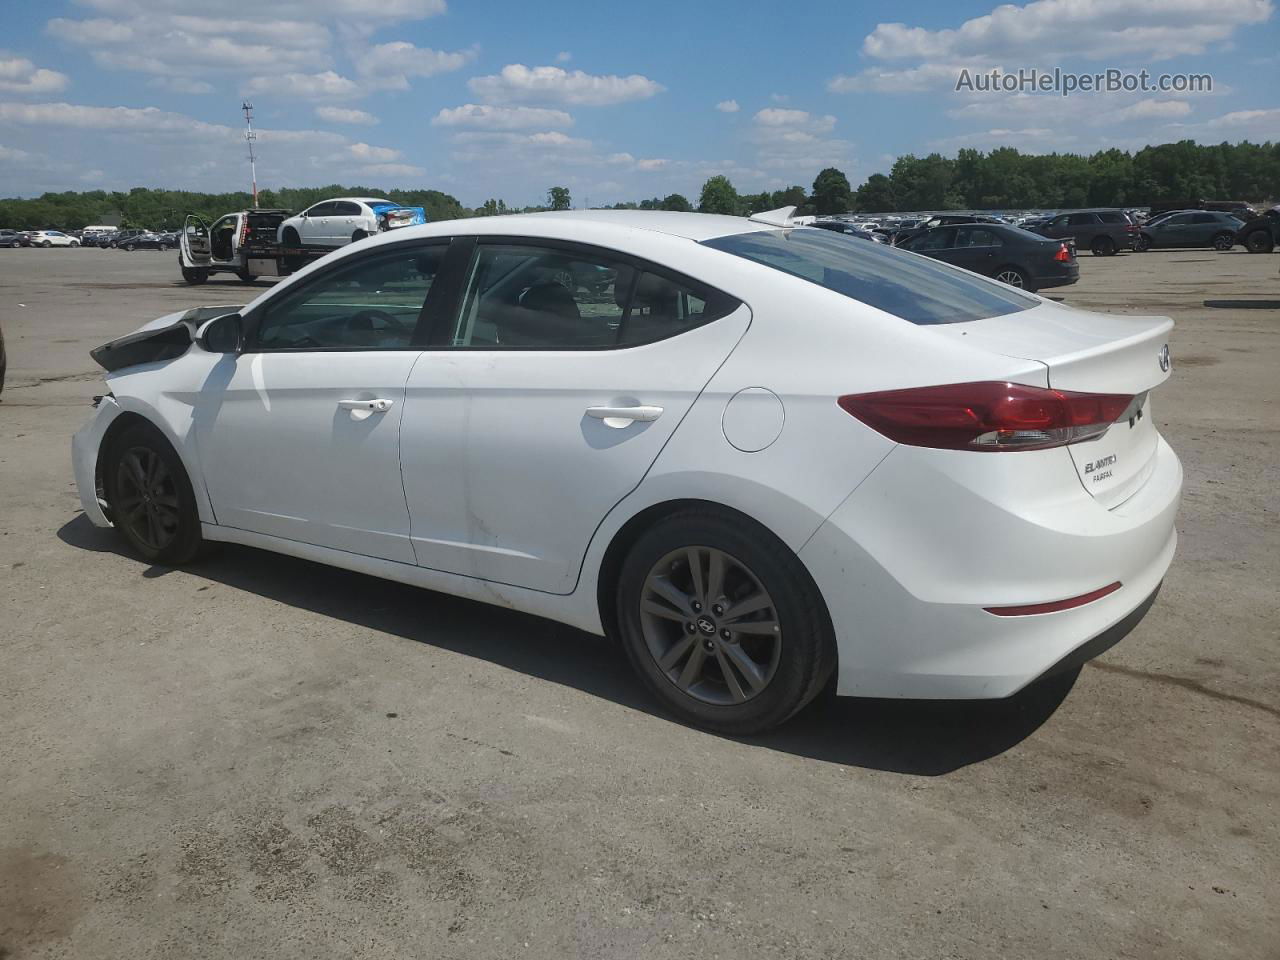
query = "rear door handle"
(586, 404, 663, 427)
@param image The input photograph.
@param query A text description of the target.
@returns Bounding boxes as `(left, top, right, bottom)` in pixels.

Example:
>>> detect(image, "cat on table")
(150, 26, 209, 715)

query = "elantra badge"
(1158, 343, 1171, 373)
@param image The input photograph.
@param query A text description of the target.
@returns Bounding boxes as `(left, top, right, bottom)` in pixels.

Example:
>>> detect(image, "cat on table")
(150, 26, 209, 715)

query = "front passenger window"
(253, 244, 445, 350)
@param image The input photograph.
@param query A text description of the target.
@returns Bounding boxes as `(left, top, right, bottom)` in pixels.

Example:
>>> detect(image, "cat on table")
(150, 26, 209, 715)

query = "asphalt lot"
(1, 244, 1277, 959)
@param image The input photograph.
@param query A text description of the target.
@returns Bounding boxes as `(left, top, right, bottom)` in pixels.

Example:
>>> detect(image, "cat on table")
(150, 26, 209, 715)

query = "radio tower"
(242, 101, 259, 207)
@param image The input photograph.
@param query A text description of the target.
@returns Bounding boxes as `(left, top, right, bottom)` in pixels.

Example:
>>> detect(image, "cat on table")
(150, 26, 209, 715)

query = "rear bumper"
(799, 435, 1181, 700)
(1033, 265, 1079, 289)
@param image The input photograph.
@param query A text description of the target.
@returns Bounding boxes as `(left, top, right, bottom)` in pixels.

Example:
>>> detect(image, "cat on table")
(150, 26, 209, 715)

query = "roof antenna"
(242, 101, 258, 207)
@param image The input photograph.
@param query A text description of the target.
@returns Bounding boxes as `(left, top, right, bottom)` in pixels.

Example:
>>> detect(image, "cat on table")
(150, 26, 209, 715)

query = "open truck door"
(179, 214, 212, 285)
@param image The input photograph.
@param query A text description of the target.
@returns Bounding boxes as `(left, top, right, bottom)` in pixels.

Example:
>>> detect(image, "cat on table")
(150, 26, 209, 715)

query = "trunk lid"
(938, 301, 1173, 506)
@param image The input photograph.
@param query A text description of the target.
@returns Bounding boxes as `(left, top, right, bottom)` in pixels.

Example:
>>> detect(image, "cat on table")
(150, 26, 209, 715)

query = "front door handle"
(586, 404, 663, 428)
(339, 398, 394, 412)
(338, 398, 394, 421)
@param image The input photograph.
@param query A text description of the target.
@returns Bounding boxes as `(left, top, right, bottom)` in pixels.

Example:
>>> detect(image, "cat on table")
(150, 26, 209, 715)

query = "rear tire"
(1243, 230, 1274, 254)
(236, 269, 259, 284)
(282, 226, 301, 247)
(181, 266, 209, 285)
(70, 240, 80, 247)
(1211, 232, 1234, 252)
(615, 509, 836, 734)
(993, 265, 1033, 291)
(124, 243, 135, 251)
(352, 229, 369, 243)
(1135, 234, 1152, 252)
(103, 421, 204, 566)
(42, 241, 51, 248)
(1091, 236, 1115, 256)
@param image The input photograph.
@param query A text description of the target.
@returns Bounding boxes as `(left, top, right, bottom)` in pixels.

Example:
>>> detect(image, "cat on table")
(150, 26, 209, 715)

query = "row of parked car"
(0, 227, 182, 249)
(806, 202, 1279, 293)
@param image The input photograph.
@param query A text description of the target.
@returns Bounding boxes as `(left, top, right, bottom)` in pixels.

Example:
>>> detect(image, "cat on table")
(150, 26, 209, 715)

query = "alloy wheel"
(994, 269, 1025, 287)
(114, 445, 181, 552)
(638, 546, 783, 705)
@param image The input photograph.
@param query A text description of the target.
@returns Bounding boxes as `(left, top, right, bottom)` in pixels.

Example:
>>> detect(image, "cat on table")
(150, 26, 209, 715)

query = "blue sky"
(1, 0, 1276, 205)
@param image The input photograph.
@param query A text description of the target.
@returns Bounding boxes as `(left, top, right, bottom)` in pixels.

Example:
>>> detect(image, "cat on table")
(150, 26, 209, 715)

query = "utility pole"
(242, 101, 258, 207)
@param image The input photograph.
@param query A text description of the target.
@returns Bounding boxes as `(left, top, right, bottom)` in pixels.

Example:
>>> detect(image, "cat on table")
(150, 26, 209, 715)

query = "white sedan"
(73, 209, 1181, 733)
(277, 197, 426, 249)
(30, 230, 80, 247)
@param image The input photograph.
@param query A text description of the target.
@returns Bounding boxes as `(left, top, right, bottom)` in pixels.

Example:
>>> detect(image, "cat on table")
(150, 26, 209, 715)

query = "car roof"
(409, 210, 774, 243)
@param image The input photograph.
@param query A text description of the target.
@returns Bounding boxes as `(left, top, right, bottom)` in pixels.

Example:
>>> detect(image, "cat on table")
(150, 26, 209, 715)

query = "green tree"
(547, 186, 571, 210)
(853, 173, 895, 212)
(810, 167, 853, 215)
(697, 175, 740, 215)
(659, 193, 692, 211)
(770, 185, 808, 209)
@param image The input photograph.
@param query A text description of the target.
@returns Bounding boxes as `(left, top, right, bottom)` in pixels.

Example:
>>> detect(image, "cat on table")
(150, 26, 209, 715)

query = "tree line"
(692, 140, 1279, 216)
(1, 140, 1275, 229)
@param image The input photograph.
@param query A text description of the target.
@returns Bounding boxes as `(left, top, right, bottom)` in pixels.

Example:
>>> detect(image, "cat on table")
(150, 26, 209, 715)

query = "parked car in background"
(29, 230, 79, 247)
(1235, 205, 1279, 254)
(1136, 211, 1243, 251)
(0, 229, 27, 248)
(1027, 210, 1137, 256)
(891, 214, 1003, 246)
(0, 318, 6, 396)
(812, 219, 886, 242)
(73, 209, 1178, 733)
(277, 197, 427, 249)
(899, 222, 1078, 292)
(117, 232, 173, 251)
(108, 229, 149, 249)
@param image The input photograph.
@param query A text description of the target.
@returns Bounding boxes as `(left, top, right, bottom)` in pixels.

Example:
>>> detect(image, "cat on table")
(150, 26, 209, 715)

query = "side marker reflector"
(984, 582, 1122, 617)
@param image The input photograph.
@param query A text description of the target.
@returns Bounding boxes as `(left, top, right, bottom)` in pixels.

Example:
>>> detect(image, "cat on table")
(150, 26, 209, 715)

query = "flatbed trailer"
(178, 209, 332, 285)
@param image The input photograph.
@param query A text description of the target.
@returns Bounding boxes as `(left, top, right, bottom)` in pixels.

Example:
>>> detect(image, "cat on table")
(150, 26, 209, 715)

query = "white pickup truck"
(177, 209, 326, 285)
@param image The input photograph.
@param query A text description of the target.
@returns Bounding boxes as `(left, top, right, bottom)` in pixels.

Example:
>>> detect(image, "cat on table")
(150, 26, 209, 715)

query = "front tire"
(1091, 236, 1115, 256)
(42, 241, 51, 248)
(1211, 232, 1234, 252)
(236, 269, 259, 284)
(282, 226, 301, 247)
(103, 421, 204, 565)
(615, 509, 835, 734)
(70, 240, 80, 247)
(1135, 234, 1152, 252)
(181, 266, 209, 285)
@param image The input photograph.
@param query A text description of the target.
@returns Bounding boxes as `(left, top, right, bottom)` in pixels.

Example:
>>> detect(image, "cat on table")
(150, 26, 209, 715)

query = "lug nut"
(686, 622, 696, 634)
(691, 600, 702, 612)
(712, 604, 724, 616)
(720, 629, 732, 640)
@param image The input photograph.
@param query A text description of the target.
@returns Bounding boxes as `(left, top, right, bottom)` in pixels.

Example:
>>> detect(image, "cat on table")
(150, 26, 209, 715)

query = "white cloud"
(769, 93, 789, 103)
(555, 51, 572, 63)
(316, 105, 379, 125)
(358, 162, 425, 178)
(431, 104, 573, 130)
(468, 64, 664, 106)
(715, 99, 740, 113)
(635, 158, 668, 171)
(356, 42, 477, 89)
(861, 0, 1273, 62)
(243, 71, 361, 100)
(147, 76, 214, 95)
(347, 141, 401, 163)
(830, 63, 975, 94)
(0, 143, 34, 162)
(0, 56, 70, 95)
(753, 108, 836, 133)
(1206, 107, 1280, 128)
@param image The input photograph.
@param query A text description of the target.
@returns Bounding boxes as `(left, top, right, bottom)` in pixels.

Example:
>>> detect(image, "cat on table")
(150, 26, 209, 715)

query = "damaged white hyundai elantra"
(73, 209, 1181, 732)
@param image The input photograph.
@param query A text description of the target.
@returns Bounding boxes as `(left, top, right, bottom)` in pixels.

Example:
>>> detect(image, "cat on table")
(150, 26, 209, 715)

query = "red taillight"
(837, 382, 1133, 452)
(1125, 224, 1138, 232)
(1054, 242, 1071, 262)
(239, 220, 250, 245)
(984, 582, 1121, 616)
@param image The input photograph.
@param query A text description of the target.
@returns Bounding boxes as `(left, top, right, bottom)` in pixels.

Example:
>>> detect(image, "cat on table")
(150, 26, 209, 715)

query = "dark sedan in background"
(1136, 211, 1244, 251)
(116, 232, 174, 251)
(899, 222, 1078, 292)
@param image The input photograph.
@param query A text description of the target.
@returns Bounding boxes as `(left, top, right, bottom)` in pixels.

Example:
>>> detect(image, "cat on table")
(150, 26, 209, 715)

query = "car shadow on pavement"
(58, 514, 1075, 776)
(1203, 299, 1280, 309)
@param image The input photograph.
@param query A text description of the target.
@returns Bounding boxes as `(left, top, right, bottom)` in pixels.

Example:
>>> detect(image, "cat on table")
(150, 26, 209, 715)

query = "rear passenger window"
(1067, 213, 1096, 226)
(1098, 212, 1126, 223)
(957, 228, 1001, 247)
(1192, 213, 1217, 224)
(449, 243, 738, 349)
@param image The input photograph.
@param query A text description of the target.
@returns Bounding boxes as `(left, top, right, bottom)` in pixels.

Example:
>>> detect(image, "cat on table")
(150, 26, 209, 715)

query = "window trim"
(240, 236, 453, 354)
(421, 234, 742, 352)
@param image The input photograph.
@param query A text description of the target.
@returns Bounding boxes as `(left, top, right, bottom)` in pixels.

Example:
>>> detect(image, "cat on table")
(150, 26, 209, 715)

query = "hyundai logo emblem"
(1158, 343, 1171, 373)
(695, 616, 717, 636)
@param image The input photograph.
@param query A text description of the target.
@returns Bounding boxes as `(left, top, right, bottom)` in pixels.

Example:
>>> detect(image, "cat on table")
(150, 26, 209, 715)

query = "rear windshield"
(702, 228, 1036, 325)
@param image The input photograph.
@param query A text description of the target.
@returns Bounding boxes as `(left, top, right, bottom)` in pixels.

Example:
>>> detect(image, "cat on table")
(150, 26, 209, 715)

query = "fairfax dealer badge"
(1158, 343, 1171, 373)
